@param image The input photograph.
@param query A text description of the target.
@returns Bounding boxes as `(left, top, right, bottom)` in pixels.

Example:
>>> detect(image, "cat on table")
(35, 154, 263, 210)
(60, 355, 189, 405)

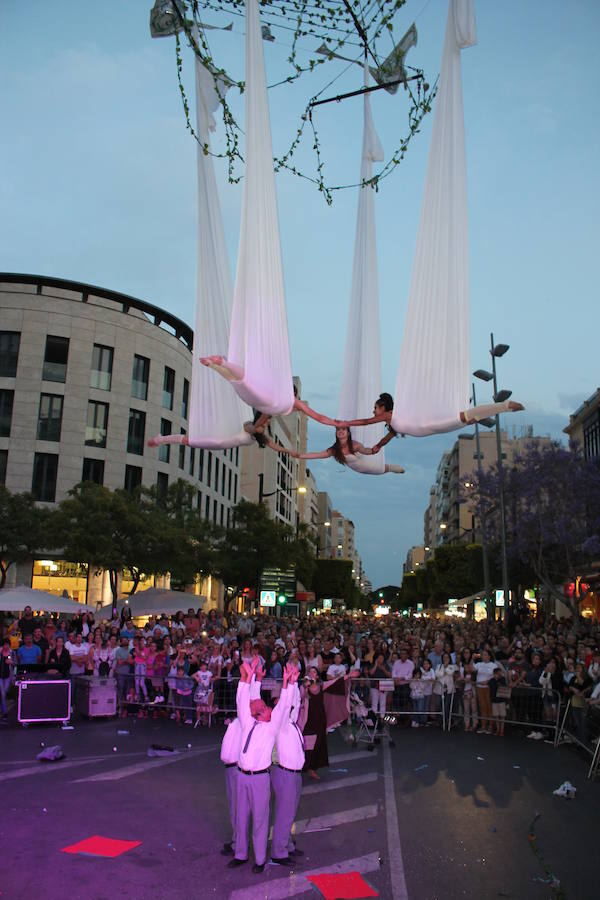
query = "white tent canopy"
(98, 588, 206, 620)
(0, 585, 95, 614)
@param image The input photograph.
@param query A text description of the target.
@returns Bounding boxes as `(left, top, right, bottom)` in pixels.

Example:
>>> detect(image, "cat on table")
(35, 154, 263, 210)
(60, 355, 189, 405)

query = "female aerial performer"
(288, 426, 405, 475)
(341, 392, 525, 449)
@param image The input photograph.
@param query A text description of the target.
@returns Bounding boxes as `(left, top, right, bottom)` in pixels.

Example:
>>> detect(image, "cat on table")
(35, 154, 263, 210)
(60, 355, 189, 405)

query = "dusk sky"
(1, 0, 599, 589)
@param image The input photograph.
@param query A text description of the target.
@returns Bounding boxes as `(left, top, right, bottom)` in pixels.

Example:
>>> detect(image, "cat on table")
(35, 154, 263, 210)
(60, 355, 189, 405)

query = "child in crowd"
(193, 659, 214, 726)
(420, 658, 436, 723)
(134, 637, 150, 704)
(409, 667, 427, 728)
(489, 666, 507, 736)
(175, 664, 194, 724)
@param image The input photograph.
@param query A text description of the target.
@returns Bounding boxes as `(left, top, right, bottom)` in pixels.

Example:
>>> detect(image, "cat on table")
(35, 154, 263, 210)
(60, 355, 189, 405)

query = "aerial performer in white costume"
(289, 426, 405, 475)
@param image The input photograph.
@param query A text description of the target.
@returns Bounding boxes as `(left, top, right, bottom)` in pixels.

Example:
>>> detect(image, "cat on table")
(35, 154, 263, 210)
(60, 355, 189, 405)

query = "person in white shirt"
(474, 650, 496, 733)
(270, 677, 305, 865)
(228, 659, 294, 874)
(326, 654, 347, 680)
(220, 674, 264, 857)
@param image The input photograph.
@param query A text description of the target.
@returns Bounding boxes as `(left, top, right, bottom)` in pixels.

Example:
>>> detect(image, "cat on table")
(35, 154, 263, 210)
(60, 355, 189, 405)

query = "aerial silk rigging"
(201, 0, 295, 418)
(391, 0, 485, 437)
(337, 67, 403, 476)
(150, 27, 253, 451)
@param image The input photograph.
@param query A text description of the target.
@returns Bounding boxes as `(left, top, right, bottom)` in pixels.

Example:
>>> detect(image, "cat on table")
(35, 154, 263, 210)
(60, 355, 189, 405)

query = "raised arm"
(236, 661, 254, 727)
(340, 412, 388, 428)
(270, 664, 294, 731)
(293, 398, 338, 427)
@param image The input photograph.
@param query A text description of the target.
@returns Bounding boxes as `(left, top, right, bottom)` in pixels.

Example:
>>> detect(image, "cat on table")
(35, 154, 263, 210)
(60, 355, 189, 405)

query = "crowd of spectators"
(1, 604, 599, 746)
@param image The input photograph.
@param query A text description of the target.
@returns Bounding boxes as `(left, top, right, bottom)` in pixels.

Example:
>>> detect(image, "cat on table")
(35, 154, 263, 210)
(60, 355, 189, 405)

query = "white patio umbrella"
(98, 587, 206, 620)
(0, 585, 95, 614)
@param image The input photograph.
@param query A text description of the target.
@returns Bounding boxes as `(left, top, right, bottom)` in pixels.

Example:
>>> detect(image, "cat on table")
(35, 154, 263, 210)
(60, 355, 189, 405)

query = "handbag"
(98, 660, 110, 677)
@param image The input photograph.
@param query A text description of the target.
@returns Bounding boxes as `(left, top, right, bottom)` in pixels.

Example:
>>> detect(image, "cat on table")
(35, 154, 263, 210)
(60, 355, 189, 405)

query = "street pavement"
(0, 715, 597, 900)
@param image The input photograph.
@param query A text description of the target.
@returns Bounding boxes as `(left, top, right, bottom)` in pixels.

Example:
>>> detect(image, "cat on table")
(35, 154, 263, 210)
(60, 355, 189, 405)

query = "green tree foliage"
(428, 544, 483, 605)
(213, 500, 311, 596)
(312, 558, 354, 602)
(0, 487, 49, 589)
(55, 482, 177, 605)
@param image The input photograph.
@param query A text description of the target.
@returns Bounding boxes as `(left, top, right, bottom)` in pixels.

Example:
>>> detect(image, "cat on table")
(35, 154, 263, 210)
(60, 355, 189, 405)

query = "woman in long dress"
(302, 667, 329, 781)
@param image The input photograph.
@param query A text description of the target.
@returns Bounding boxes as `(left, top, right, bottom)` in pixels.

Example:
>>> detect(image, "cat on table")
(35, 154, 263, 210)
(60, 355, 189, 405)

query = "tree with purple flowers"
(469, 441, 600, 618)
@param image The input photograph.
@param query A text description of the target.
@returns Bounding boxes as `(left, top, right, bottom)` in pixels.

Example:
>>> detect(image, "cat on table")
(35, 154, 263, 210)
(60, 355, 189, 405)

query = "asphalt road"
(0, 715, 597, 900)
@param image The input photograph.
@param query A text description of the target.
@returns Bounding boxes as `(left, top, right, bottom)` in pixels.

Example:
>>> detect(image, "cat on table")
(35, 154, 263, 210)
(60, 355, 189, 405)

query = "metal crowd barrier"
(556, 696, 600, 780)
(448, 684, 562, 743)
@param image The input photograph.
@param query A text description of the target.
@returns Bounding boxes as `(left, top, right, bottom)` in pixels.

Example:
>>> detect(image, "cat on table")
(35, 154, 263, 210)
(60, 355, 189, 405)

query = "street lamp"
(470, 382, 492, 618)
(474, 332, 512, 619)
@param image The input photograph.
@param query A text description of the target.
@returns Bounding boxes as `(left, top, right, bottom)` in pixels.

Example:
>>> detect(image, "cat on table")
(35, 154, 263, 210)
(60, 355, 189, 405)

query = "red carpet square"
(61, 835, 141, 858)
(307, 871, 379, 900)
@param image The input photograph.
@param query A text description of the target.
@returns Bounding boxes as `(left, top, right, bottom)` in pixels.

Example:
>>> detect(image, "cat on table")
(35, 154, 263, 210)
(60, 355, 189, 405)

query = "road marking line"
(383, 741, 409, 900)
(228, 850, 381, 900)
(328, 750, 377, 763)
(0, 757, 105, 782)
(302, 772, 378, 795)
(294, 803, 378, 835)
(70, 745, 218, 782)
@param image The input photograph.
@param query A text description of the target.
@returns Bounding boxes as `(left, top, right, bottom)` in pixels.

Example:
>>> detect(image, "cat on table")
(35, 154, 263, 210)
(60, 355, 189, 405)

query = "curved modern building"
(0, 273, 241, 603)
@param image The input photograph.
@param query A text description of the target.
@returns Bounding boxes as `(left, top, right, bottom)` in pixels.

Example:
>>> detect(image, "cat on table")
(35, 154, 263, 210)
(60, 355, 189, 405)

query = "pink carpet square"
(61, 835, 141, 858)
(307, 871, 379, 900)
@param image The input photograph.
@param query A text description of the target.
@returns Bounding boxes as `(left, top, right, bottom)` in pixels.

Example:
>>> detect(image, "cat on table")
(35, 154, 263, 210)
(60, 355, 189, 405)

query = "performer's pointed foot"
(508, 401, 524, 412)
(252, 863, 265, 874)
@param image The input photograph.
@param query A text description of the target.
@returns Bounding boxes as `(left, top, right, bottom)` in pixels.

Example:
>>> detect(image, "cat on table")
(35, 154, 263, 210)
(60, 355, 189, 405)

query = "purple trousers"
(234, 770, 271, 865)
(270, 765, 302, 859)
(224, 764, 238, 848)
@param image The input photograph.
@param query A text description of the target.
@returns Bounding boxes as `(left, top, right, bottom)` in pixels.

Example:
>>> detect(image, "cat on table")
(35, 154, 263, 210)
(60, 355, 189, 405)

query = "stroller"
(349, 681, 395, 750)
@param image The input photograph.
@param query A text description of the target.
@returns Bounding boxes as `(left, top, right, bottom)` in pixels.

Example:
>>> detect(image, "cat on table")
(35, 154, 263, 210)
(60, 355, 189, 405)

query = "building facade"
(0, 274, 241, 603)
(564, 388, 600, 463)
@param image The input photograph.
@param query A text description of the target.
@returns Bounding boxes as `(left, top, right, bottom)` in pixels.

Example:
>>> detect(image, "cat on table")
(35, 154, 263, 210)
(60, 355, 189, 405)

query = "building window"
(179, 430, 186, 469)
(131, 354, 150, 401)
(207, 452, 212, 486)
(189, 447, 195, 477)
(205, 494, 210, 519)
(181, 378, 189, 419)
(42, 336, 69, 383)
(198, 449, 204, 482)
(82, 458, 105, 485)
(85, 400, 109, 448)
(234, 473, 238, 503)
(163, 366, 175, 410)
(37, 394, 64, 442)
(220, 504, 224, 526)
(235, 447, 239, 466)
(228, 468, 232, 501)
(221, 464, 226, 496)
(213, 499, 218, 523)
(0, 389, 14, 437)
(226, 508, 231, 529)
(124, 464, 142, 492)
(127, 409, 146, 455)
(197, 490, 202, 510)
(0, 332, 20, 377)
(0, 450, 7, 485)
(32, 453, 58, 502)
(159, 419, 171, 463)
(157, 471, 169, 502)
(90, 344, 113, 391)
(214, 458, 219, 491)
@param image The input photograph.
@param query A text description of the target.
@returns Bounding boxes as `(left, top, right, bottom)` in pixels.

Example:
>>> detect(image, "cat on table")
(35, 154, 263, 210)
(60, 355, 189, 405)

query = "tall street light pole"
(471, 381, 492, 619)
(489, 333, 511, 621)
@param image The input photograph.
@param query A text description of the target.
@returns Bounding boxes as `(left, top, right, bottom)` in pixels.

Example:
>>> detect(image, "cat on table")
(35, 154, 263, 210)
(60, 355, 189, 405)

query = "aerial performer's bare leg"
(199, 355, 245, 383)
(459, 400, 524, 425)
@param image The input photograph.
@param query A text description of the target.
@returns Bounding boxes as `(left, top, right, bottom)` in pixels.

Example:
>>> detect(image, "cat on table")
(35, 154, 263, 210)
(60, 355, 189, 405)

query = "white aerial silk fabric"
(338, 67, 386, 474)
(226, 0, 295, 416)
(188, 34, 253, 448)
(391, 0, 477, 437)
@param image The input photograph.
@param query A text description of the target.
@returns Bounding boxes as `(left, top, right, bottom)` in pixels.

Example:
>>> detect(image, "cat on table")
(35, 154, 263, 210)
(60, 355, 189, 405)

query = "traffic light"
(378, 591, 384, 599)
(277, 594, 287, 605)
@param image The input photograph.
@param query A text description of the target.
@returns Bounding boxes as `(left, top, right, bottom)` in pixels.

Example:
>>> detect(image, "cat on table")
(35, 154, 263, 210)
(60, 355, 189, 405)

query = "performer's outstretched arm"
(293, 398, 338, 427)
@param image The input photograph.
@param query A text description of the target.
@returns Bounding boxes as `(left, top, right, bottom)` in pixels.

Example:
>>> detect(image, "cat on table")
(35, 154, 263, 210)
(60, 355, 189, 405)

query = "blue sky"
(1, 1, 599, 588)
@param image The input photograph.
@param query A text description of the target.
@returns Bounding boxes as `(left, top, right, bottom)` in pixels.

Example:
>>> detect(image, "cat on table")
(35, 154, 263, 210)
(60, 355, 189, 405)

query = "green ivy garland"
(173, 0, 436, 203)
